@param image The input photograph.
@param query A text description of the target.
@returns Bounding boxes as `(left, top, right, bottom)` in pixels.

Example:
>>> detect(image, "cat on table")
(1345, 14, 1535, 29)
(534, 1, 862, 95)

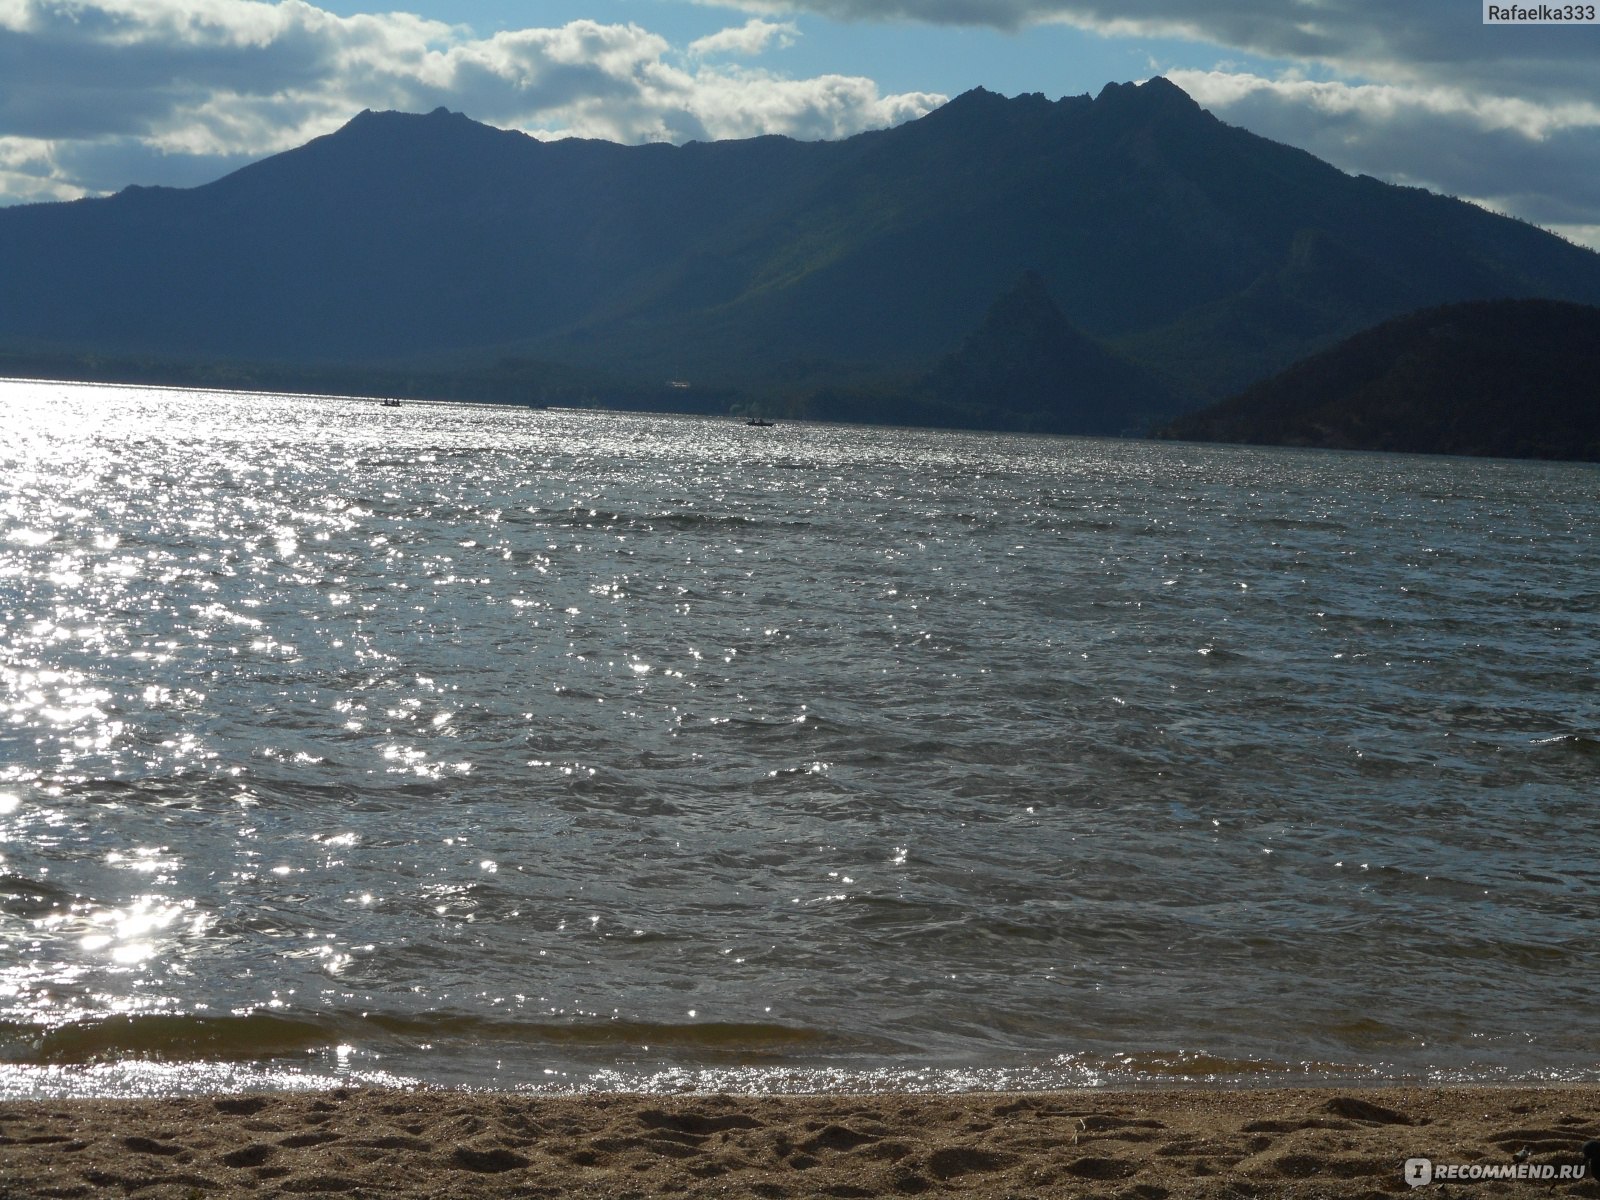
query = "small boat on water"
(380, 398, 403, 408)
(745, 417, 775, 428)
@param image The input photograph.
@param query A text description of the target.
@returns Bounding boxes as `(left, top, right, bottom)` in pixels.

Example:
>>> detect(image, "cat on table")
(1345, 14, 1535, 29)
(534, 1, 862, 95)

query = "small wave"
(651, 513, 765, 532)
(821, 894, 965, 928)
(528, 507, 767, 534)
(2, 1012, 338, 1066)
(1252, 516, 1348, 532)
(372, 1015, 843, 1054)
(68, 778, 214, 806)
(1064, 1049, 1371, 1082)
(1030, 517, 1120, 533)
(0, 874, 80, 920)
(0, 1010, 861, 1067)
(1530, 733, 1600, 756)
(710, 714, 832, 739)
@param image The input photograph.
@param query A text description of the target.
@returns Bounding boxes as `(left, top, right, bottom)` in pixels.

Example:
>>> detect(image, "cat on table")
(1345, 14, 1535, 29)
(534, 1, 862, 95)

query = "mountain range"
(3, 77, 1599, 430)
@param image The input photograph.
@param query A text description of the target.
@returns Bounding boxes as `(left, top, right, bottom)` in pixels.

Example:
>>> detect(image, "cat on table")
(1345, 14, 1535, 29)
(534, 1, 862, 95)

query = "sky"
(1, 0, 1597, 248)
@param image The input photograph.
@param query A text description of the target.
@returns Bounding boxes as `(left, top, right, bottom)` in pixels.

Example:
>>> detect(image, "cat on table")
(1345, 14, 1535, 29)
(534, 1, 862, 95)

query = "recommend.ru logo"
(1405, 1157, 1587, 1186)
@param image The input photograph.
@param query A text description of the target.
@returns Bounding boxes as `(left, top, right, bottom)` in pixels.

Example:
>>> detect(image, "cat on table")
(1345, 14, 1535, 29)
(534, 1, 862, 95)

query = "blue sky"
(322, 1, 1251, 101)
(1, 0, 1597, 247)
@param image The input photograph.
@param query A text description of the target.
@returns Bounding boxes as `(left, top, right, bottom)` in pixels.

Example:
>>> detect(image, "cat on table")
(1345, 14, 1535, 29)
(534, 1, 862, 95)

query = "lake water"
(2, 378, 1598, 1099)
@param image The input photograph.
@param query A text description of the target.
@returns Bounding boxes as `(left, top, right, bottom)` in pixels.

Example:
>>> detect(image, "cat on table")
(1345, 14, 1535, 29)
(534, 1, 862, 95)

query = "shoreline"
(5, 1084, 1598, 1197)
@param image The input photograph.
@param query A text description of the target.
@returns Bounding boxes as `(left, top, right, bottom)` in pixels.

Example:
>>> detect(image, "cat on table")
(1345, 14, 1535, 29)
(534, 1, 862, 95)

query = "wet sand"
(4, 1085, 1598, 1197)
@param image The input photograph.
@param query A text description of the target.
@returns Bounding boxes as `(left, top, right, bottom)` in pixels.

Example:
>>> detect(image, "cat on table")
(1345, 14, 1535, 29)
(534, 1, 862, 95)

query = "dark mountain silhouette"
(1160, 299, 1600, 461)
(804, 270, 1176, 431)
(911, 271, 1176, 433)
(3, 78, 1600, 431)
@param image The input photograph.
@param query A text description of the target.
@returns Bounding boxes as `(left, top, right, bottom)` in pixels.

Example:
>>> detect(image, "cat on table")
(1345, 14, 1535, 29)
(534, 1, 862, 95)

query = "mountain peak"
(917, 77, 1202, 139)
(1139, 75, 1198, 104)
(948, 85, 1002, 103)
(983, 270, 1061, 332)
(335, 106, 479, 137)
(920, 270, 1175, 433)
(929, 86, 1011, 119)
(1095, 76, 1202, 116)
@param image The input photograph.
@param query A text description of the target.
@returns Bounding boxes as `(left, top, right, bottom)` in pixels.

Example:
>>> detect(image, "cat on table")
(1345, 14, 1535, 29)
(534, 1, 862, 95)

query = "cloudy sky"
(1, 0, 1597, 247)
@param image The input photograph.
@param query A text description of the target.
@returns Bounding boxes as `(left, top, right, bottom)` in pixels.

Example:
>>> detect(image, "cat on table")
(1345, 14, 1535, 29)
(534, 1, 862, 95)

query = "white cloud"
(1166, 68, 1600, 239)
(692, 0, 1043, 31)
(0, 1, 942, 204)
(688, 18, 799, 58)
(0, 135, 84, 202)
(1549, 225, 1600, 251)
(1168, 70, 1600, 142)
(667, 69, 938, 141)
(701, 0, 1600, 102)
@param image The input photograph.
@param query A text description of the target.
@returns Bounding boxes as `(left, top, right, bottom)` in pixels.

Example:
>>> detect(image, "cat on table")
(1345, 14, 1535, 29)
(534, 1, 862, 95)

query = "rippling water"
(3, 378, 1598, 1099)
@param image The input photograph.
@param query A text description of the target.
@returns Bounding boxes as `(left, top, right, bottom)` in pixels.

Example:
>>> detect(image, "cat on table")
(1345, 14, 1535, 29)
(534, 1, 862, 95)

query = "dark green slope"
(1161, 299, 1600, 460)
(1119, 226, 1435, 399)
(1120, 177, 1600, 401)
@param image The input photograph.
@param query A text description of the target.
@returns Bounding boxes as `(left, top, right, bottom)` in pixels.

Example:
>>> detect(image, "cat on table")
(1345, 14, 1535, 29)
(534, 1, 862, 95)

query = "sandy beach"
(4, 1085, 1598, 1198)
